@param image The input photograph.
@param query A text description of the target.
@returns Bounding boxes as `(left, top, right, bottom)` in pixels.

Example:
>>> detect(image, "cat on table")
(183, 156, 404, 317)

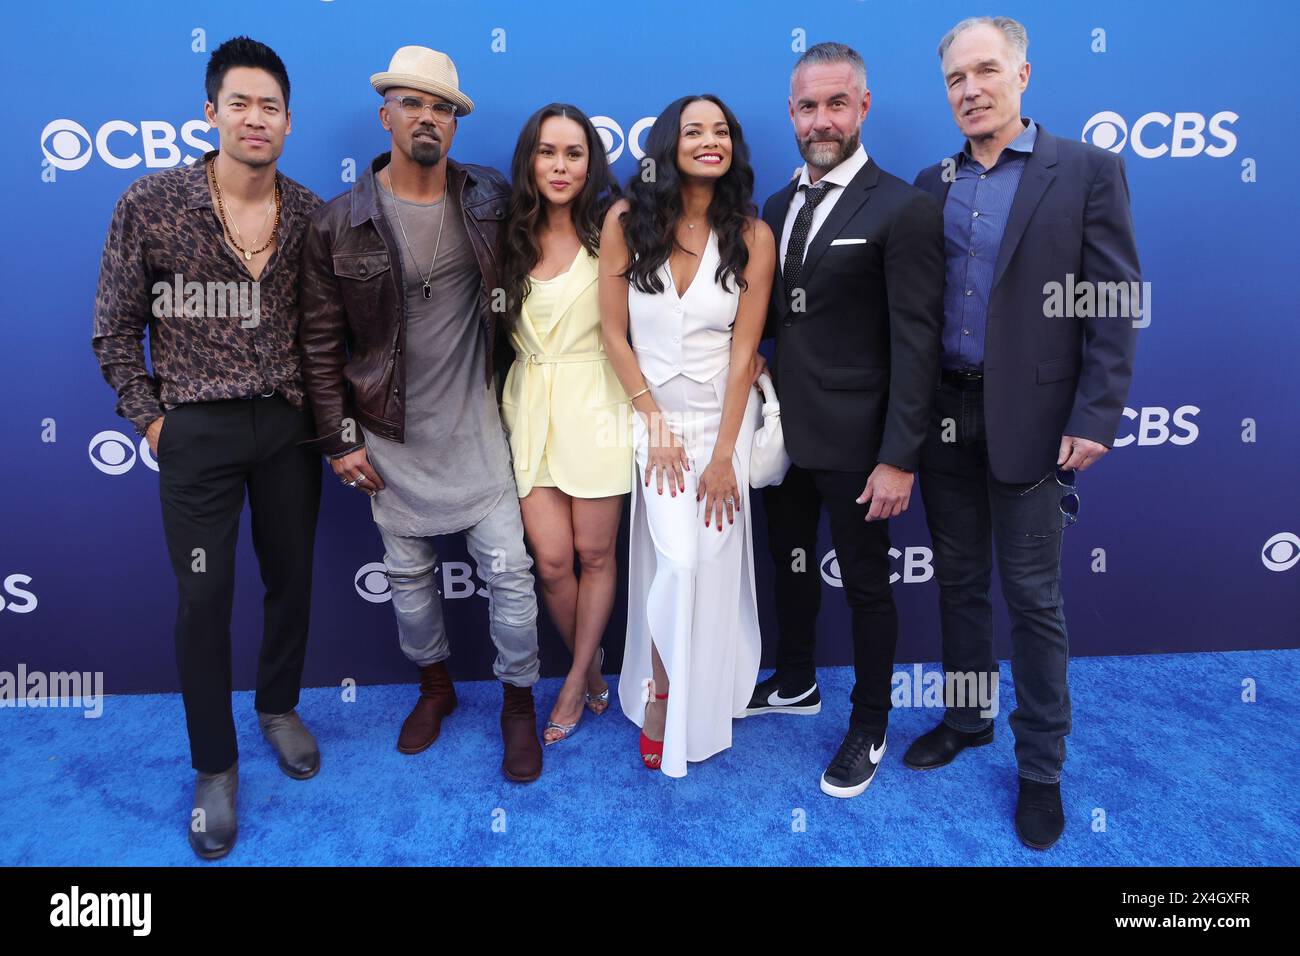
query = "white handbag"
(749, 371, 792, 488)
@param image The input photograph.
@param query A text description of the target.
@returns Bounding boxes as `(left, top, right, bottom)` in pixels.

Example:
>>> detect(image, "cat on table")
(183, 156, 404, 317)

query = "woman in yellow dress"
(499, 104, 630, 743)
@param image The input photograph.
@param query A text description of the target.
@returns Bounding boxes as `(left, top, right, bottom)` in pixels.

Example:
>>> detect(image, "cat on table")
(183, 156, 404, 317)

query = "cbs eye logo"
(354, 562, 393, 603)
(354, 560, 487, 602)
(821, 546, 934, 586)
(41, 117, 215, 172)
(1081, 111, 1128, 152)
(1081, 110, 1238, 158)
(820, 549, 843, 587)
(1261, 532, 1300, 573)
(88, 429, 157, 475)
(590, 115, 655, 164)
(41, 119, 94, 171)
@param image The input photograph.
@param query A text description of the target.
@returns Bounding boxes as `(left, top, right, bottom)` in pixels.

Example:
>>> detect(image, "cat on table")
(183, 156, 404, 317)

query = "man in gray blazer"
(909, 16, 1140, 850)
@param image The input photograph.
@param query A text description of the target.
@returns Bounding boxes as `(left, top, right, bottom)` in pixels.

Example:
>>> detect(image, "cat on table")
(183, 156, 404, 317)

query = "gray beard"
(797, 127, 860, 173)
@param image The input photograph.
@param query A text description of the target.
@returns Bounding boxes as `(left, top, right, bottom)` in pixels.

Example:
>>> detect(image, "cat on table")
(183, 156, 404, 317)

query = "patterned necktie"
(782, 181, 834, 297)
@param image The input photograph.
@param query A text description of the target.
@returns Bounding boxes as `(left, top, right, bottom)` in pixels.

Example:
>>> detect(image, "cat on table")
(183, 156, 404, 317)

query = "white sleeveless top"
(627, 229, 737, 386)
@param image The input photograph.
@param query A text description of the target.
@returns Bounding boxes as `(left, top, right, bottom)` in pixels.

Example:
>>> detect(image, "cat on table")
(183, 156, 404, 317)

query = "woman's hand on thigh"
(697, 456, 738, 530)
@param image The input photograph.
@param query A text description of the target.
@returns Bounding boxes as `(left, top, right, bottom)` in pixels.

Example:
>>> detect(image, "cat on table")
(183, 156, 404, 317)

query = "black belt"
(163, 388, 277, 411)
(941, 368, 984, 390)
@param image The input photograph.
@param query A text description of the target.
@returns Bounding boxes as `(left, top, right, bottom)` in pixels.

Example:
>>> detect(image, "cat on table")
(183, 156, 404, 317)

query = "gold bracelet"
(627, 386, 650, 402)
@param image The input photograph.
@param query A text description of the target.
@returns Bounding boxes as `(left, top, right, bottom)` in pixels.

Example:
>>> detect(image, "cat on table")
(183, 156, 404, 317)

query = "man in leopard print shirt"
(91, 37, 322, 861)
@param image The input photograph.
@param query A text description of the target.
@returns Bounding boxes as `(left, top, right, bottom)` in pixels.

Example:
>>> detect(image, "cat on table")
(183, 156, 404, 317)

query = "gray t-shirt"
(362, 182, 512, 537)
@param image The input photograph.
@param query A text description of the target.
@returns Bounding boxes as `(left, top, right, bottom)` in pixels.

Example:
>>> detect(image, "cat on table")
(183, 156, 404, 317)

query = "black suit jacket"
(913, 125, 1141, 483)
(761, 157, 944, 472)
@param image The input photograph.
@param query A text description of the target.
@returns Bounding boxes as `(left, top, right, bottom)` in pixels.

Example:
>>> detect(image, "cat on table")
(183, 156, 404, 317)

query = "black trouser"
(918, 380, 1070, 783)
(156, 395, 322, 773)
(763, 464, 898, 736)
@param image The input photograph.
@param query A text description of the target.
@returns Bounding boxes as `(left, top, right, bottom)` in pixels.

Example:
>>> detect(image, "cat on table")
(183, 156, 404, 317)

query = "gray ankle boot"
(257, 709, 320, 779)
(190, 761, 238, 860)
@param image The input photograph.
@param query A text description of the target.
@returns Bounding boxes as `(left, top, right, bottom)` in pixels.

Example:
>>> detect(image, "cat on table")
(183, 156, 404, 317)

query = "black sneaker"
(819, 726, 885, 798)
(741, 672, 821, 717)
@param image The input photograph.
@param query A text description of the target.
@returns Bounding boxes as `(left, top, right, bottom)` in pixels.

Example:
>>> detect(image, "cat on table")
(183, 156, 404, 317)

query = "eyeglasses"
(1018, 467, 1079, 538)
(385, 96, 458, 122)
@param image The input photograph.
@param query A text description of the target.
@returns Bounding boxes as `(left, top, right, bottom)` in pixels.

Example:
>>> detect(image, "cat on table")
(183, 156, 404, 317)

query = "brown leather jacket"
(298, 152, 509, 457)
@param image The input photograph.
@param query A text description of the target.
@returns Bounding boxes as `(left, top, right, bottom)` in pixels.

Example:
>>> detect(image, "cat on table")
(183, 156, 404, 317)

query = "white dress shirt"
(779, 143, 870, 272)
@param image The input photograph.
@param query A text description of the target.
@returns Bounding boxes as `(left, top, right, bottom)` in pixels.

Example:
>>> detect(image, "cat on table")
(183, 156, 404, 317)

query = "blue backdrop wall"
(2, 0, 1297, 694)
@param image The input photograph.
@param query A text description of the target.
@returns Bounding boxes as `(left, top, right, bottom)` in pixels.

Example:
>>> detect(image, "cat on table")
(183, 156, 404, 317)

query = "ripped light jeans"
(377, 488, 540, 687)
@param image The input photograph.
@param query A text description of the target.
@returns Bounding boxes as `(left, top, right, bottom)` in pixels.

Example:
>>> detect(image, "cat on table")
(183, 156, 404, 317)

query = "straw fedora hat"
(370, 46, 475, 116)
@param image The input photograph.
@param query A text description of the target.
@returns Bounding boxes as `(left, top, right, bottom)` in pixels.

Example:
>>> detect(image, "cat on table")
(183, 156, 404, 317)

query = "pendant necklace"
(384, 169, 445, 299)
(209, 156, 280, 261)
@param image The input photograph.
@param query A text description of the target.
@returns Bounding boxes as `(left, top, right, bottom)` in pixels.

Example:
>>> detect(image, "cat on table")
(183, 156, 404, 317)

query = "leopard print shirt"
(92, 150, 321, 435)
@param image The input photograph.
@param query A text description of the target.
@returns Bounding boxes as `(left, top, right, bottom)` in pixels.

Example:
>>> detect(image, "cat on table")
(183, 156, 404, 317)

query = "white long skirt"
(618, 366, 762, 777)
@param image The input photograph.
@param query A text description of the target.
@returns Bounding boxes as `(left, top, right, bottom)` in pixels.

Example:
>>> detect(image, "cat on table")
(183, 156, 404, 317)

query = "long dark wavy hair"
(500, 103, 620, 327)
(620, 94, 756, 295)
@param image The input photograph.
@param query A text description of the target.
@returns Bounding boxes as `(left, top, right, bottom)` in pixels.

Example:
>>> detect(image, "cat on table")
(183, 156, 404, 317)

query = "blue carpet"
(2, 650, 1296, 866)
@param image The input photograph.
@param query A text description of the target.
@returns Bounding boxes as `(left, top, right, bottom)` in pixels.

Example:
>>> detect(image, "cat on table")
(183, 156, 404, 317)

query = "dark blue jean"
(918, 382, 1071, 784)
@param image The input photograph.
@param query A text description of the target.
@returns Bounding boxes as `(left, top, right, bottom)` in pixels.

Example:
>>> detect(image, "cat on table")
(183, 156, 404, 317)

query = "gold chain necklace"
(208, 156, 281, 261)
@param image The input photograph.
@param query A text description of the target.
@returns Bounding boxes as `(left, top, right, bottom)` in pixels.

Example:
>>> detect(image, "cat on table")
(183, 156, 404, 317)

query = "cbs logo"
(1261, 533, 1300, 573)
(354, 561, 488, 603)
(88, 430, 157, 475)
(1112, 406, 1199, 447)
(41, 118, 215, 172)
(590, 115, 656, 164)
(354, 563, 393, 603)
(1081, 110, 1238, 159)
(0, 573, 38, 614)
(821, 547, 934, 587)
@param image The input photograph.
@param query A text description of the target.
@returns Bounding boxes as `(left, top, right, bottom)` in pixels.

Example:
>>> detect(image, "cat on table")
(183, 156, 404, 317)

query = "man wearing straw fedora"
(299, 46, 544, 782)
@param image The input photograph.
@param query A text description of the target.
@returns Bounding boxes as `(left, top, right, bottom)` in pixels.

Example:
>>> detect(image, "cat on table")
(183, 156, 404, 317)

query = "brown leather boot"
(397, 661, 457, 754)
(500, 682, 543, 782)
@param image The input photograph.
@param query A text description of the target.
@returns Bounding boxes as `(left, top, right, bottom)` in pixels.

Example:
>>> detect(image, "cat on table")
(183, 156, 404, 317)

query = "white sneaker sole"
(739, 701, 822, 718)
(819, 744, 885, 798)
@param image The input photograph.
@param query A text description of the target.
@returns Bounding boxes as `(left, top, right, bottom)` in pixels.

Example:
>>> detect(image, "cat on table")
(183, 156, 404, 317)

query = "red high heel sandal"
(639, 678, 668, 770)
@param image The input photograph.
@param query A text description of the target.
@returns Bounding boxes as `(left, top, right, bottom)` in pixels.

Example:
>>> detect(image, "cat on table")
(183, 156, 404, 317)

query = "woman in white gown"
(598, 94, 775, 777)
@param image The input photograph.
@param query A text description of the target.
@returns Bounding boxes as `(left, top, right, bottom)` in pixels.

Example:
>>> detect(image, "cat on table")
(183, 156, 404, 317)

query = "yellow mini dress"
(500, 248, 632, 499)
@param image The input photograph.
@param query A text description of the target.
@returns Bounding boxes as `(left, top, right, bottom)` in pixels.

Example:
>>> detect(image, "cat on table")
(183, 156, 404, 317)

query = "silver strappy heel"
(585, 647, 611, 715)
(543, 713, 581, 745)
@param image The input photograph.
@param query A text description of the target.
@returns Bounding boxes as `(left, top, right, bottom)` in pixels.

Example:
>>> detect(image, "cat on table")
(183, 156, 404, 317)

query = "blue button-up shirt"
(941, 118, 1038, 370)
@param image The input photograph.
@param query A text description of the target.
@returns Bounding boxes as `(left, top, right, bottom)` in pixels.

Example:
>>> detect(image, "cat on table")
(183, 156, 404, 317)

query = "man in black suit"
(743, 42, 944, 800)
(906, 16, 1140, 850)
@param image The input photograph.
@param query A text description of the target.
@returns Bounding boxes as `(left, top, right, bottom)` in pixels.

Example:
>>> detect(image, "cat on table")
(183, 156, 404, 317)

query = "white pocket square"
(830, 238, 868, 246)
